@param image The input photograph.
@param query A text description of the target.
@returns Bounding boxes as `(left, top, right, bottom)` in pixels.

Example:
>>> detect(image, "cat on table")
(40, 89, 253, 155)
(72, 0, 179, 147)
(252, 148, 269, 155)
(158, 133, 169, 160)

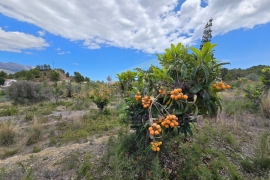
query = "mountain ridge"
(0, 62, 34, 74)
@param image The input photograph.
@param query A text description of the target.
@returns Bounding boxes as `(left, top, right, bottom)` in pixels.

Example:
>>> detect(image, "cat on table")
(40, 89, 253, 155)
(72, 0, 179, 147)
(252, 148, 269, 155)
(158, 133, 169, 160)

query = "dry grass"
(26, 117, 42, 145)
(0, 121, 16, 146)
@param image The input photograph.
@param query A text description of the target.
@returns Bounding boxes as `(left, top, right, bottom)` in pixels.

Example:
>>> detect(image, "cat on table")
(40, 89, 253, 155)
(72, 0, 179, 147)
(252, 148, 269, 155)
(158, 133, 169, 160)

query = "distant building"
(108, 81, 116, 86)
(1, 79, 17, 87)
(59, 79, 70, 83)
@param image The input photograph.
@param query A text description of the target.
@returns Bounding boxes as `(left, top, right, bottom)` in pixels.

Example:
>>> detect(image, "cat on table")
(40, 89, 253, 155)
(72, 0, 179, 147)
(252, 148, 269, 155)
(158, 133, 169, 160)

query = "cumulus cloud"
(0, 27, 49, 52)
(37, 30, 45, 36)
(0, 0, 269, 53)
(73, 63, 79, 65)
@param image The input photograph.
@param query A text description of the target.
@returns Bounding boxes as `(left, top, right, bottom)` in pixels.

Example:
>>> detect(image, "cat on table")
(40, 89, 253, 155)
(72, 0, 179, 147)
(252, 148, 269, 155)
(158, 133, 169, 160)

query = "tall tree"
(0, 77, 5, 85)
(74, 72, 84, 83)
(107, 76, 112, 82)
(200, 18, 213, 50)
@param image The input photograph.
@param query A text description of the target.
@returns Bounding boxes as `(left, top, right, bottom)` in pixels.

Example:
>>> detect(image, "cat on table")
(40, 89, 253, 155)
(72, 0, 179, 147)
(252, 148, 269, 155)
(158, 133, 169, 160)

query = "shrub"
(261, 67, 270, 90)
(118, 42, 230, 153)
(243, 83, 263, 106)
(7, 81, 53, 104)
(89, 84, 111, 111)
(0, 121, 16, 146)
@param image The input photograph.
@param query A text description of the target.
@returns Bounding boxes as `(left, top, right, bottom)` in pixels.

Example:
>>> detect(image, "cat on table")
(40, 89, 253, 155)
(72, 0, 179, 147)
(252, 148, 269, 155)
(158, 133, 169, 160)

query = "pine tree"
(200, 18, 213, 50)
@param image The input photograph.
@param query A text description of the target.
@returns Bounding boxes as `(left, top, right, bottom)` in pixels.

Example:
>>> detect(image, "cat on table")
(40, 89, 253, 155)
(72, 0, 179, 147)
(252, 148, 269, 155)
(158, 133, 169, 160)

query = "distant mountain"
(0, 62, 34, 74)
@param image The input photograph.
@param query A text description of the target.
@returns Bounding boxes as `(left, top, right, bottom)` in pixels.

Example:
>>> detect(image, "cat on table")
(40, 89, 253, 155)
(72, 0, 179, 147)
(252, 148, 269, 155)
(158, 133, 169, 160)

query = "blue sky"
(0, 0, 269, 81)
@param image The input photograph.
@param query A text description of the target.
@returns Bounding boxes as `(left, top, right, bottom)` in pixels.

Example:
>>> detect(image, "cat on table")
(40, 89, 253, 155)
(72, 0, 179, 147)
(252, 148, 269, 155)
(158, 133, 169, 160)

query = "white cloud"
(73, 63, 79, 65)
(25, 51, 33, 54)
(58, 51, 70, 55)
(0, 0, 269, 53)
(0, 27, 49, 52)
(37, 30, 45, 36)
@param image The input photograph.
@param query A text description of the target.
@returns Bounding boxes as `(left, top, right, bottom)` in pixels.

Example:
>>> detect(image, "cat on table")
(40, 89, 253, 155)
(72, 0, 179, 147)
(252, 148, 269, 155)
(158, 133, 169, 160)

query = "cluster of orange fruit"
(170, 88, 188, 100)
(151, 141, 162, 152)
(134, 92, 142, 101)
(158, 89, 167, 96)
(148, 123, 162, 135)
(142, 95, 152, 108)
(212, 82, 230, 90)
(161, 114, 179, 128)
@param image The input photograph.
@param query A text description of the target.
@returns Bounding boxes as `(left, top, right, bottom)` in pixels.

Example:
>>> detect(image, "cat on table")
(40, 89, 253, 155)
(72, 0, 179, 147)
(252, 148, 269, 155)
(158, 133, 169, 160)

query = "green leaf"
(171, 44, 176, 52)
(176, 43, 181, 51)
(181, 64, 187, 79)
(165, 49, 171, 55)
(191, 65, 200, 80)
(186, 124, 193, 136)
(162, 94, 168, 104)
(175, 110, 184, 115)
(204, 55, 212, 64)
(201, 42, 210, 58)
(190, 84, 202, 93)
(202, 90, 210, 103)
(190, 47, 202, 60)
(194, 105, 198, 116)
(201, 65, 209, 83)
(184, 104, 189, 112)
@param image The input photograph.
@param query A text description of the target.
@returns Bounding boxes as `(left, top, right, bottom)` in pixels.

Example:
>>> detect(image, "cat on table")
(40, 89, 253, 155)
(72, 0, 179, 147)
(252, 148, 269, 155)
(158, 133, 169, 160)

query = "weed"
(0, 167, 6, 180)
(26, 119, 42, 145)
(24, 112, 34, 122)
(241, 132, 270, 174)
(63, 129, 88, 142)
(22, 167, 34, 180)
(240, 158, 255, 173)
(98, 126, 243, 180)
(77, 153, 93, 180)
(59, 152, 80, 171)
(223, 97, 255, 116)
(0, 106, 18, 117)
(32, 146, 41, 153)
(0, 121, 16, 146)
(48, 137, 57, 147)
(253, 132, 270, 170)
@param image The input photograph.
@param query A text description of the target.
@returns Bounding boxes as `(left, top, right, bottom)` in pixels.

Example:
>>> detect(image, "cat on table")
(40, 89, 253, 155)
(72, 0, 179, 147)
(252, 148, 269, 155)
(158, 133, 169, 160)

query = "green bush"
(7, 81, 53, 104)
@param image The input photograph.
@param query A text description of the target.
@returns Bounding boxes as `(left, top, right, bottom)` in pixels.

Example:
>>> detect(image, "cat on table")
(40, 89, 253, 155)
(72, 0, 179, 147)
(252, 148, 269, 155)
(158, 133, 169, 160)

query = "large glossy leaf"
(191, 65, 200, 80)
(176, 43, 181, 51)
(201, 65, 209, 82)
(201, 42, 211, 58)
(181, 64, 187, 79)
(190, 84, 202, 93)
(203, 90, 210, 103)
(190, 47, 202, 60)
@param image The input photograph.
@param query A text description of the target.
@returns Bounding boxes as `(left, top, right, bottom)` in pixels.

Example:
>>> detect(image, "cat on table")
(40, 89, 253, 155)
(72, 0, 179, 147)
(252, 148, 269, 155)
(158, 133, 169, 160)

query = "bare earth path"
(0, 135, 112, 180)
